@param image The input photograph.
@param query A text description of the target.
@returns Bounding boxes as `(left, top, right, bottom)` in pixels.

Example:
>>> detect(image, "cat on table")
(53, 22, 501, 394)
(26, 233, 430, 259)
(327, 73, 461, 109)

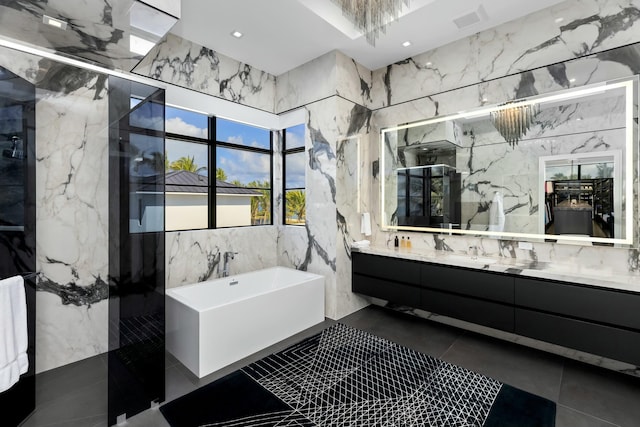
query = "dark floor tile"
(165, 366, 197, 403)
(559, 360, 640, 427)
(23, 380, 107, 427)
(36, 355, 107, 406)
(165, 351, 180, 369)
(556, 405, 619, 427)
(124, 407, 170, 427)
(441, 331, 564, 402)
(339, 305, 463, 358)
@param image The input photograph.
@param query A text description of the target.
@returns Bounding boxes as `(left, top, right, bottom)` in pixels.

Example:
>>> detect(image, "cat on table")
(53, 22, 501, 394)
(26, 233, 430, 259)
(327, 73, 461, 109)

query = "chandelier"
(331, 0, 411, 46)
(489, 101, 540, 147)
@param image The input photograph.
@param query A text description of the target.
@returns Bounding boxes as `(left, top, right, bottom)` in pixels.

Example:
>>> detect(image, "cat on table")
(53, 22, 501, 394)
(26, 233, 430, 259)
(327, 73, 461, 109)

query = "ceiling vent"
(453, 5, 488, 29)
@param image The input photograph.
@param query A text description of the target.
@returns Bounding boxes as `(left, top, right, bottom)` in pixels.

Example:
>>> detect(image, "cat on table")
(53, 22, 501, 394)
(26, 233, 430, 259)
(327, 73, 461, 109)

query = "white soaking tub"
(166, 267, 325, 378)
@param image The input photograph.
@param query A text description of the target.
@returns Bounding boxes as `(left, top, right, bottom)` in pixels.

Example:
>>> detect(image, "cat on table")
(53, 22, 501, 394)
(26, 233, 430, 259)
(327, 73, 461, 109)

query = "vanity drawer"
(515, 309, 640, 366)
(352, 252, 421, 285)
(515, 277, 640, 330)
(420, 289, 514, 332)
(420, 263, 514, 303)
(353, 274, 420, 306)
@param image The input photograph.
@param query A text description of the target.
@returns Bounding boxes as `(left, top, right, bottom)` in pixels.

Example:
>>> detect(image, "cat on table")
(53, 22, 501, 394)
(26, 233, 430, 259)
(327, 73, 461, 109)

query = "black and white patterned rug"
(160, 323, 555, 426)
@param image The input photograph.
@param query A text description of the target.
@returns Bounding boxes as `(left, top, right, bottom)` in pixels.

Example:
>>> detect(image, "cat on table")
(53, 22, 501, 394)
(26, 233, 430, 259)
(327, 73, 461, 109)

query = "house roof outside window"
(165, 170, 261, 196)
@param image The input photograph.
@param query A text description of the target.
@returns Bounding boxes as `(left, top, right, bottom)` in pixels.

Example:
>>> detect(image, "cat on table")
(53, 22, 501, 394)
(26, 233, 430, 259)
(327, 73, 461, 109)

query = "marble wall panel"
(335, 51, 374, 109)
(370, 0, 640, 108)
(0, 46, 110, 372)
(166, 227, 279, 288)
(0, 0, 145, 71)
(275, 51, 337, 114)
(367, 34, 640, 278)
(134, 34, 276, 112)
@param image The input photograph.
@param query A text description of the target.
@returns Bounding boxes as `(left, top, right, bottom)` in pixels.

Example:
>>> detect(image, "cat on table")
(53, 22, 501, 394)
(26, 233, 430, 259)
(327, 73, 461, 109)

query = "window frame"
(283, 126, 306, 226)
(163, 107, 274, 231)
(213, 116, 274, 228)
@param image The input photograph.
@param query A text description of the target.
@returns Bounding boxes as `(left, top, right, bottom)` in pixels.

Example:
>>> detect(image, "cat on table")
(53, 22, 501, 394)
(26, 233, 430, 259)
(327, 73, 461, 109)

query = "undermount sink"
(445, 254, 499, 265)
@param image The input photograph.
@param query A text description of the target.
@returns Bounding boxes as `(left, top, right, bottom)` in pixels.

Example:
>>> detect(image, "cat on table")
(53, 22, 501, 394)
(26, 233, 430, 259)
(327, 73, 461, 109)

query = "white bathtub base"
(166, 267, 325, 378)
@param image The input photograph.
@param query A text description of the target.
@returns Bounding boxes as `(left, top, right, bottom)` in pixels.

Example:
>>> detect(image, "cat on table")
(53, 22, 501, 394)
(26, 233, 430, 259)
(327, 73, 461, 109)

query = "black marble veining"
(307, 112, 337, 203)
(37, 276, 108, 307)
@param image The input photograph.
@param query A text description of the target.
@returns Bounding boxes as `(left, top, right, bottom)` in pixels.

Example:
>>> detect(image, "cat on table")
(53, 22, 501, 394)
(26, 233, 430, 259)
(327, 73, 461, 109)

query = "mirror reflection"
(381, 78, 636, 246)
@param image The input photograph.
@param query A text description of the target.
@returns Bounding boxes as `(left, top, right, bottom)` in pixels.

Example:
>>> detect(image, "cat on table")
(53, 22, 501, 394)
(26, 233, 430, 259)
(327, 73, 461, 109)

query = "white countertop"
(352, 245, 640, 294)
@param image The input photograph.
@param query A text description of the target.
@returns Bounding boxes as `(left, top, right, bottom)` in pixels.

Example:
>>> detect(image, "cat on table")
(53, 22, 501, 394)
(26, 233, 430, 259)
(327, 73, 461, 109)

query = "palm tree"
(247, 180, 271, 224)
(286, 190, 306, 224)
(170, 156, 207, 174)
(216, 168, 227, 181)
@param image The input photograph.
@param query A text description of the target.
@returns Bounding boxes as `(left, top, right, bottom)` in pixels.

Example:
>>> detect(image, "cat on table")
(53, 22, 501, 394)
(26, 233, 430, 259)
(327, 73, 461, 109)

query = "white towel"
(352, 239, 371, 248)
(360, 212, 372, 236)
(0, 275, 29, 393)
(488, 192, 505, 232)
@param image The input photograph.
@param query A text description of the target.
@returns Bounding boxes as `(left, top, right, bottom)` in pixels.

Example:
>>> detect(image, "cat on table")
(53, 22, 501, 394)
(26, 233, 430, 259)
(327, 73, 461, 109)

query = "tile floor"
(20, 305, 640, 427)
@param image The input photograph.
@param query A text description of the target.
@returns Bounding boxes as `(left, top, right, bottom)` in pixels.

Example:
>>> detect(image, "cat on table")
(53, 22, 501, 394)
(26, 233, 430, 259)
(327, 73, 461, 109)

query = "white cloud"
(166, 117, 208, 139)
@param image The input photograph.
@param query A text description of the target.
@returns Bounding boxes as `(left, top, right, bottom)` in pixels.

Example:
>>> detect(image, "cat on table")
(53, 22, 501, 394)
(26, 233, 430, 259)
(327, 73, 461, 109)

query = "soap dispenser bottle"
(401, 236, 406, 248)
(394, 235, 399, 248)
(406, 237, 412, 249)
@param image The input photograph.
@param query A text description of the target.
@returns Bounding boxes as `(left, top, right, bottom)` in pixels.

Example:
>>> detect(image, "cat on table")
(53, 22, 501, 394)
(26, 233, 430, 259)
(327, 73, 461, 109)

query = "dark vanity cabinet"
(352, 252, 640, 366)
(419, 264, 514, 332)
(352, 254, 421, 306)
(514, 278, 640, 365)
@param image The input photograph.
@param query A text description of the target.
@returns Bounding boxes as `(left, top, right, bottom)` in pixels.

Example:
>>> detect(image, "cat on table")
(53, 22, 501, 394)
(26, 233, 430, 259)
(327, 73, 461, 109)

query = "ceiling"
(171, 0, 566, 76)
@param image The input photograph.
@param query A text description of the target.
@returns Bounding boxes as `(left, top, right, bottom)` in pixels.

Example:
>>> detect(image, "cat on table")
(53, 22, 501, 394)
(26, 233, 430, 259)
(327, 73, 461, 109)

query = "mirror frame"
(380, 77, 637, 247)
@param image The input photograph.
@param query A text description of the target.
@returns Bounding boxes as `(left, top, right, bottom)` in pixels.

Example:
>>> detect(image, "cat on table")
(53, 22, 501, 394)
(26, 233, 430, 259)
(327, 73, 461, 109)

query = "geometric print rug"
(160, 323, 556, 426)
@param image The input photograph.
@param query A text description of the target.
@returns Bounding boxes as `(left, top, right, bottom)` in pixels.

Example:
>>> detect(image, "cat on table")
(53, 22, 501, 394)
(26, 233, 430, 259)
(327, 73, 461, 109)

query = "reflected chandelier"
(489, 101, 540, 147)
(331, 0, 411, 46)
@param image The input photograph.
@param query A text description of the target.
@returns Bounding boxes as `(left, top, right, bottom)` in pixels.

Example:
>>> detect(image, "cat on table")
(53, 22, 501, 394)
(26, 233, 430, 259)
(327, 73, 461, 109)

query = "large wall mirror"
(381, 77, 637, 247)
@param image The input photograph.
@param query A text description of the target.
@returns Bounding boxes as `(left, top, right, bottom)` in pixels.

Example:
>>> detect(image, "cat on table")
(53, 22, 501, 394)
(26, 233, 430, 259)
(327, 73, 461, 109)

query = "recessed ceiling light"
(231, 30, 243, 38)
(482, 97, 488, 102)
(43, 15, 68, 30)
(577, 117, 583, 121)
(569, 78, 576, 83)
(425, 61, 432, 67)
(555, 17, 564, 24)
(402, 41, 412, 47)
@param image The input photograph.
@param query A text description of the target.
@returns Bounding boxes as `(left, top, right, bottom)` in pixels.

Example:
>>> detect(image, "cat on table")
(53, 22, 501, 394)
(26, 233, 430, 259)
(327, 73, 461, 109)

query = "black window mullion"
(209, 116, 216, 229)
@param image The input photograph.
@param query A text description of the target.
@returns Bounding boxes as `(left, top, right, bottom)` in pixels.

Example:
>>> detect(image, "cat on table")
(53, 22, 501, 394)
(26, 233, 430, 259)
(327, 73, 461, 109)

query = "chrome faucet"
(222, 251, 238, 277)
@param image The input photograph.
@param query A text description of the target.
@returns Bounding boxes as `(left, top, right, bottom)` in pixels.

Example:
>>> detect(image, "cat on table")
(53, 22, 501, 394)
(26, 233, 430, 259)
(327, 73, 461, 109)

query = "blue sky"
(162, 107, 306, 188)
(165, 108, 271, 185)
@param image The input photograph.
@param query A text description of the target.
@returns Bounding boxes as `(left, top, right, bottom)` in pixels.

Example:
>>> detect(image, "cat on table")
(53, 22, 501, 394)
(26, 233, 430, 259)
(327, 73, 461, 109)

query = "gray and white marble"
(275, 51, 338, 114)
(0, 45, 110, 372)
(166, 227, 279, 288)
(134, 33, 276, 112)
(0, 0, 168, 71)
(370, 0, 640, 109)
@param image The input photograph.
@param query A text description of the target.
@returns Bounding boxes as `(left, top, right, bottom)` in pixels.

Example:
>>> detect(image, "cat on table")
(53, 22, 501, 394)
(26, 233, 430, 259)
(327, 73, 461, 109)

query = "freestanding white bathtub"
(166, 267, 325, 378)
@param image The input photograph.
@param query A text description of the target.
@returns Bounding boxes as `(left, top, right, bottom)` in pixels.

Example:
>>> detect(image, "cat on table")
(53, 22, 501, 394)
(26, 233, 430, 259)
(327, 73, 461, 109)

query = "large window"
(283, 124, 305, 225)
(164, 106, 210, 231)
(215, 118, 272, 227)
(163, 107, 273, 230)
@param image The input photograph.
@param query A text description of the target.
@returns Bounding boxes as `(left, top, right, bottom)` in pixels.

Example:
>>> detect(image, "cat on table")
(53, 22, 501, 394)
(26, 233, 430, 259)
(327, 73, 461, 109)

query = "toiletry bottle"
(394, 235, 399, 248)
(407, 236, 412, 249)
(401, 236, 406, 248)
